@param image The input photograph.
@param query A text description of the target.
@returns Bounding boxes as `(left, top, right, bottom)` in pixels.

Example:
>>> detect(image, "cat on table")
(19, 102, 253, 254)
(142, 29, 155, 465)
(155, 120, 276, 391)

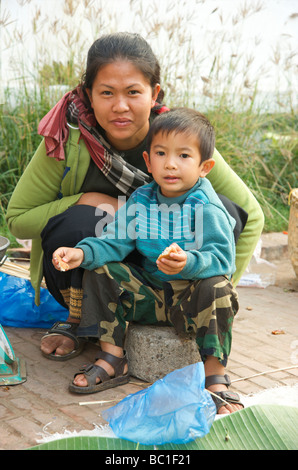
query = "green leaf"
(29, 436, 154, 451)
(29, 405, 298, 450)
(162, 404, 298, 450)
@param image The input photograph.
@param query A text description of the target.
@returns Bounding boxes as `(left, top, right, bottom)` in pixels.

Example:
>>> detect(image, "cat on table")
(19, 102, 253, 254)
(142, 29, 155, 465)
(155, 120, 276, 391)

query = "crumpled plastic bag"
(0, 273, 68, 328)
(102, 362, 216, 445)
(238, 238, 276, 288)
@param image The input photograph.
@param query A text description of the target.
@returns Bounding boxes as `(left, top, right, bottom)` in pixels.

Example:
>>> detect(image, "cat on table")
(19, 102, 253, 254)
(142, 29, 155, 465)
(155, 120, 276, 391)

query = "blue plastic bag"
(102, 362, 216, 445)
(0, 273, 68, 328)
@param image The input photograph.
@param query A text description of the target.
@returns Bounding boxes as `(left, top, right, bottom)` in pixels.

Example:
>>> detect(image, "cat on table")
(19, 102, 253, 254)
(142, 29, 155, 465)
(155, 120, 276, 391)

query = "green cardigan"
(6, 126, 264, 304)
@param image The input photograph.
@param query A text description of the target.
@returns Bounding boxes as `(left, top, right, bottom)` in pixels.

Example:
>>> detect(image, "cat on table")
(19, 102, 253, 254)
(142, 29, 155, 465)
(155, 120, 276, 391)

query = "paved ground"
(0, 233, 297, 450)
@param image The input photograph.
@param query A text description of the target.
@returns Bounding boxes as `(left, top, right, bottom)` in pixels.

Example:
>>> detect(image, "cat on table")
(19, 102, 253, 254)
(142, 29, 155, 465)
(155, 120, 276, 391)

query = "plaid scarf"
(38, 86, 169, 197)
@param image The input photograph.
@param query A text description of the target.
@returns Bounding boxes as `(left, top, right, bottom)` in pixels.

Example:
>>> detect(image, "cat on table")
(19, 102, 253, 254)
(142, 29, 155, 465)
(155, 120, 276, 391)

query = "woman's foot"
(41, 334, 76, 357)
(40, 320, 82, 359)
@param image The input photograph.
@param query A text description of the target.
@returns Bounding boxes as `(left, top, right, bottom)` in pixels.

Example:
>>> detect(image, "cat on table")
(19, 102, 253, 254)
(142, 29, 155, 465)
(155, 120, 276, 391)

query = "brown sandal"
(41, 321, 85, 361)
(69, 351, 130, 394)
(205, 374, 244, 413)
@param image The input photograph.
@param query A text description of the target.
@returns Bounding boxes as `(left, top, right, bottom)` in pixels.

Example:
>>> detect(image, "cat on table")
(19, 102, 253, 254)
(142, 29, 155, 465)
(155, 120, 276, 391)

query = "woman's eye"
(128, 90, 140, 95)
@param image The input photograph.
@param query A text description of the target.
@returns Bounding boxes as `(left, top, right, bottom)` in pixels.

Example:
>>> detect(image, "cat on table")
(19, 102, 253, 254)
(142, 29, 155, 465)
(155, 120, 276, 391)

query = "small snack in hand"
(54, 254, 70, 272)
(157, 244, 178, 261)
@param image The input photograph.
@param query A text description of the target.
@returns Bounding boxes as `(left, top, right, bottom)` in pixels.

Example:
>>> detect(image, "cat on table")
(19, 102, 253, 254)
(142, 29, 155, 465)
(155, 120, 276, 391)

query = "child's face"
(143, 131, 215, 198)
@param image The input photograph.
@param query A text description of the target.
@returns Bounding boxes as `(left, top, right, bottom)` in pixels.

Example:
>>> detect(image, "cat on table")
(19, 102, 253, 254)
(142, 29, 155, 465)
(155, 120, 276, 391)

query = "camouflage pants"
(77, 262, 239, 366)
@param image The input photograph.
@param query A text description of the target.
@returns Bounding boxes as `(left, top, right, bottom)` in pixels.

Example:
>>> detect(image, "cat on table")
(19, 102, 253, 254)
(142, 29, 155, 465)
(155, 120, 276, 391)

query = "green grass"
(1, 88, 297, 245)
(207, 106, 297, 232)
(0, 86, 47, 246)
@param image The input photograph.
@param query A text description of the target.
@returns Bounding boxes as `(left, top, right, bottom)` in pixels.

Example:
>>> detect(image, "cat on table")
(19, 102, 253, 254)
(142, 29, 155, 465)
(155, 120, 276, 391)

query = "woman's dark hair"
(81, 32, 164, 105)
(147, 108, 215, 162)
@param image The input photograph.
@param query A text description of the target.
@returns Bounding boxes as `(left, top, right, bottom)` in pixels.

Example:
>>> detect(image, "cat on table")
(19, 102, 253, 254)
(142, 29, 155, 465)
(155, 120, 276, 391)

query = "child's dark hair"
(81, 32, 164, 105)
(147, 108, 215, 161)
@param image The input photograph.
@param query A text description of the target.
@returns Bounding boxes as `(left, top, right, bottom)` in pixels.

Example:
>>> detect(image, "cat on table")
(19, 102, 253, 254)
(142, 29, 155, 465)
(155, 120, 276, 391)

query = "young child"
(52, 108, 243, 414)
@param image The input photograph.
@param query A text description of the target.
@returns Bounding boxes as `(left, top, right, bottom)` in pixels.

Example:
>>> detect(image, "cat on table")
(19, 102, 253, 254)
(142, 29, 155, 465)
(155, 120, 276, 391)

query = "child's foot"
(204, 356, 244, 414)
(73, 355, 129, 387)
(206, 382, 244, 414)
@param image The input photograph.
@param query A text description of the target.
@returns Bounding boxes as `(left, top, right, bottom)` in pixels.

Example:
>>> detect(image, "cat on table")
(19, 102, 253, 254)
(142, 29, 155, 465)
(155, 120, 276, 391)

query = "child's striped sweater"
(77, 178, 236, 281)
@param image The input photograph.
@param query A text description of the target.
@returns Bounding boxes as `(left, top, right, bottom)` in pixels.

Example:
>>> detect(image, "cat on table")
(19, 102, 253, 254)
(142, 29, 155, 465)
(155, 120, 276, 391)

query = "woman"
(6, 32, 263, 413)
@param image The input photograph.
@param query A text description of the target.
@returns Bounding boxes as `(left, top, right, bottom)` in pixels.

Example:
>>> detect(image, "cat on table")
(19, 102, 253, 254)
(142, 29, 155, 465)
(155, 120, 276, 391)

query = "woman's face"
(86, 60, 160, 151)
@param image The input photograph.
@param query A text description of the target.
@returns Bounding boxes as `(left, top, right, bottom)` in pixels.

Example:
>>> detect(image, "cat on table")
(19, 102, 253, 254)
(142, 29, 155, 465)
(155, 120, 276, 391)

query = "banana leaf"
(29, 404, 298, 450)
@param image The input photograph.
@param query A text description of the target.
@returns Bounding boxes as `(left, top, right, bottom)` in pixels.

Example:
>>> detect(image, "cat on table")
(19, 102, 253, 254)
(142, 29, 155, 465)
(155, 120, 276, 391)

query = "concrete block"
(124, 323, 201, 383)
(261, 232, 288, 261)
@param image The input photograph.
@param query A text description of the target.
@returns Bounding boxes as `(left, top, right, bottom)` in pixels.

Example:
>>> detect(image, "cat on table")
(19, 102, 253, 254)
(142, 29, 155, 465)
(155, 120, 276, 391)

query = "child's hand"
(52, 247, 84, 271)
(156, 243, 187, 275)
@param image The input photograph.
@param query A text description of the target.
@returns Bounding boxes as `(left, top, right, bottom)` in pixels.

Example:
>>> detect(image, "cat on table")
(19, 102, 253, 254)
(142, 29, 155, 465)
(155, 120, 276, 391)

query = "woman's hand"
(156, 243, 187, 275)
(52, 247, 84, 271)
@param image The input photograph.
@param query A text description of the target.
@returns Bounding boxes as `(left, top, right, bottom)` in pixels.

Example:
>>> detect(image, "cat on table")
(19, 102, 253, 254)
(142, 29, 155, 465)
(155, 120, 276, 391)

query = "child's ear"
(199, 158, 215, 177)
(143, 151, 152, 173)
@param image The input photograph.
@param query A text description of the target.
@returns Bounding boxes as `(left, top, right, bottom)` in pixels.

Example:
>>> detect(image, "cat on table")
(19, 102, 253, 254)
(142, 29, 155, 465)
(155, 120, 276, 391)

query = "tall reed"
(1, 0, 297, 243)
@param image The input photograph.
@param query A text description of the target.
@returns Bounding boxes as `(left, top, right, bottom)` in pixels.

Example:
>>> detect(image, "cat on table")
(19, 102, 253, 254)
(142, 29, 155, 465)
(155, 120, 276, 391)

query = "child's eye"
(156, 151, 165, 156)
(180, 153, 189, 159)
